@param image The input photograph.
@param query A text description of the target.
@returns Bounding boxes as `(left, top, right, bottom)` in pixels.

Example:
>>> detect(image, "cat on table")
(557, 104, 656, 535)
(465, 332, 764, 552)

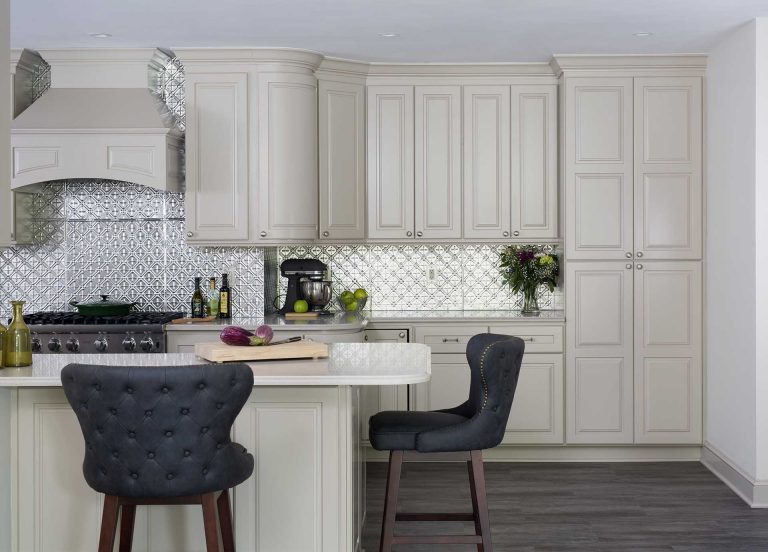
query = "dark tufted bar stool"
(369, 334, 525, 552)
(61, 363, 255, 552)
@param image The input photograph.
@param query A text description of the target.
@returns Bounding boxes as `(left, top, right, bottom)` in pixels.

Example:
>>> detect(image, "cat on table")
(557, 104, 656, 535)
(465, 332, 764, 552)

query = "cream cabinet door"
(463, 86, 511, 239)
(184, 72, 250, 243)
(16, 389, 204, 552)
(257, 72, 318, 241)
(634, 261, 702, 444)
(504, 354, 564, 444)
(510, 85, 558, 240)
(566, 261, 634, 443)
(367, 86, 415, 239)
(634, 77, 702, 260)
(319, 80, 365, 240)
(415, 86, 462, 239)
(411, 354, 471, 412)
(565, 78, 634, 259)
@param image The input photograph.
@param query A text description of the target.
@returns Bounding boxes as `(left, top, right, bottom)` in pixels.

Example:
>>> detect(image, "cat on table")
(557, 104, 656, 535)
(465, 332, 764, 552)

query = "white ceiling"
(11, 0, 768, 62)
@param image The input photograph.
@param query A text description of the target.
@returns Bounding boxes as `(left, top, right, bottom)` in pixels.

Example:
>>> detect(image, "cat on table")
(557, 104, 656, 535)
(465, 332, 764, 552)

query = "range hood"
(10, 48, 183, 192)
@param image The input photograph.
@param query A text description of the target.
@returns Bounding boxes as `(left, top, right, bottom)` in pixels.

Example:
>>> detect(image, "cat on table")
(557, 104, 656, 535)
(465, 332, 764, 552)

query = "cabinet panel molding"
(504, 354, 564, 444)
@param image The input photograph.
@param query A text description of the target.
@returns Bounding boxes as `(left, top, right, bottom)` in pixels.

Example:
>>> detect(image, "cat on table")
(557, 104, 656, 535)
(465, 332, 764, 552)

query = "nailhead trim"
(478, 339, 509, 412)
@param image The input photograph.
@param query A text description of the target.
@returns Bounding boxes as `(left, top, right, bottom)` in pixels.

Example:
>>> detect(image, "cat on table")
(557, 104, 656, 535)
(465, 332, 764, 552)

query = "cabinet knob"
(322, 231, 329, 237)
(186, 231, 194, 238)
(9, 232, 14, 240)
(364, 334, 369, 342)
(398, 332, 406, 339)
(502, 231, 510, 237)
(260, 231, 267, 238)
(626, 263, 633, 269)
(625, 252, 632, 259)
(406, 231, 413, 237)
(416, 231, 423, 237)
(636, 264, 644, 270)
(513, 231, 520, 237)
(636, 251, 643, 258)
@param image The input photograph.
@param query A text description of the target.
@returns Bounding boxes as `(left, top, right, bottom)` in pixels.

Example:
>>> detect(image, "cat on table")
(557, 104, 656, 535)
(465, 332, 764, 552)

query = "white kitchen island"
(0, 343, 430, 552)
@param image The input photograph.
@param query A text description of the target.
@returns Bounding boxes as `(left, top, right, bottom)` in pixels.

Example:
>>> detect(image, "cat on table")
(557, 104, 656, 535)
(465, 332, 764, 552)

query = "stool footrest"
(391, 535, 483, 544)
(396, 512, 476, 522)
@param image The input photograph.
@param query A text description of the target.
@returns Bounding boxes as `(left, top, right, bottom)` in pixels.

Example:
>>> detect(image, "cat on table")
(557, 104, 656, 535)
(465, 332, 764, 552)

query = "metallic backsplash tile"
(0, 181, 264, 320)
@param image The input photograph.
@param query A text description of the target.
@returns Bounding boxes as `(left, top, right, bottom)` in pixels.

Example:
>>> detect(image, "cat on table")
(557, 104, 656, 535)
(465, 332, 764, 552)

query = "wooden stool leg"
(379, 450, 404, 552)
(217, 490, 235, 552)
(467, 458, 483, 548)
(469, 450, 492, 552)
(98, 495, 120, 552)
(118, 503, 136, 552)
(201, 492, 221, 552)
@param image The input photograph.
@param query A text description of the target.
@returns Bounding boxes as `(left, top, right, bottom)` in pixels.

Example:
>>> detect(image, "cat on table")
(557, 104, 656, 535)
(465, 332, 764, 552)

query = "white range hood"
(10, 48, 183, 192)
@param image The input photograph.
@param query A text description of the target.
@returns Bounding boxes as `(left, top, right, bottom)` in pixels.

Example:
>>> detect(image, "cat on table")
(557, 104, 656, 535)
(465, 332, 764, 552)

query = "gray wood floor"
(362, 461, 768, 551)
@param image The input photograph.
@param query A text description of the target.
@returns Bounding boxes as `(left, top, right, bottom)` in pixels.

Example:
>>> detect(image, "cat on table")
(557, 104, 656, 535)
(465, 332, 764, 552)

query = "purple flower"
(517, 250, 535, 264)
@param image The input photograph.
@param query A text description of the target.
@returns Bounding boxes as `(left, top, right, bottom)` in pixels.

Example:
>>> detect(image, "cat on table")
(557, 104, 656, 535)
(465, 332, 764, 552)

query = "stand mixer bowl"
(300, 280, 333, 311)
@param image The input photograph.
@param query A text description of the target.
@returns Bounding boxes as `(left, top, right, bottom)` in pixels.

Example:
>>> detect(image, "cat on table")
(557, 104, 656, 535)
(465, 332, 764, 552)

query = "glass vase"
(3, 301, 32, 367)
(521, 286, 540, 316)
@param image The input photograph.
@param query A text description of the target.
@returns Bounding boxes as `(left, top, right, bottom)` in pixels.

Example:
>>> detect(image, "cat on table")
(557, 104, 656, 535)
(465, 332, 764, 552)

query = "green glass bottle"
(3, 301, 32, 367)
(0, 319, 6, 368)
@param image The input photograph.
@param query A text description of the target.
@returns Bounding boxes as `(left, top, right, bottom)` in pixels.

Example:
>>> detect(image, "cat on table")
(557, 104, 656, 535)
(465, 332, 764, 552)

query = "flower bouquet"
(499, 245, 559, 315)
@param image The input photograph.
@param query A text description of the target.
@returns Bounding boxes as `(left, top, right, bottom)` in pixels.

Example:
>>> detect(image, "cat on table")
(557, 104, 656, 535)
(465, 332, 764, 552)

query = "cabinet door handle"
(416, 231, 423, 237)
(502, 231, 510, 237)
(406, 231, 413, 237)
(322, 231, 329, 237)
(636, 251, 643, 258)
(625, 252, 632, 258)
(186, 231, 194, 238)
(513, 231, 520, 237)
(398, 332, 406, 339)
(626, 263, 633, 269)
(521, 337, 535, 342)
(364, 334, 369, 342)
(442, 337, 460, 343)
(636, 264, 644, 270)
(260, 231, 267, 238)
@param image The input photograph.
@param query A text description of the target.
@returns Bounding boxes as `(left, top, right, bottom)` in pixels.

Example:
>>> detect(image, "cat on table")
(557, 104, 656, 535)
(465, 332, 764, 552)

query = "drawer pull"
(442, 338, 460, 343)
(521, 337, 536, 342)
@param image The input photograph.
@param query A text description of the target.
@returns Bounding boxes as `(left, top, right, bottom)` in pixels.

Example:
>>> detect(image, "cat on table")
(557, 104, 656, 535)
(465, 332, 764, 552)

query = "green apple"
(353, 288, 368, 300)
(293, 299, 309, 313)
(344, 300, 359, 312)
(340, 290, 355, 304)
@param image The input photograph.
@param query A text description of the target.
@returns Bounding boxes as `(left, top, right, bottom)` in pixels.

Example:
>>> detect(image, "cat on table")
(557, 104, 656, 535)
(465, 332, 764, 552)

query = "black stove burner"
(21, 311, 186, 326)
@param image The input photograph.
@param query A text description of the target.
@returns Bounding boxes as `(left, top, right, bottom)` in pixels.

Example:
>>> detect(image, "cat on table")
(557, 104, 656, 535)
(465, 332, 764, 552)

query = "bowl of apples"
(336, 288, 368, 312)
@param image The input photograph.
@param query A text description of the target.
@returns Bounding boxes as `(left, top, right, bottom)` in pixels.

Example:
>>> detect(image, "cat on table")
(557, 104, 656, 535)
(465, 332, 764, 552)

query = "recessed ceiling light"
(378, 32, 400, 38)
(88, 33, 112, 38)
(633, 32, 653, 37)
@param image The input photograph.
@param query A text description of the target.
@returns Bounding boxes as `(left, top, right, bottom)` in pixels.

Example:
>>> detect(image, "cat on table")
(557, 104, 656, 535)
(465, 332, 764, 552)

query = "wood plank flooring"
(362, 462, 768, 551)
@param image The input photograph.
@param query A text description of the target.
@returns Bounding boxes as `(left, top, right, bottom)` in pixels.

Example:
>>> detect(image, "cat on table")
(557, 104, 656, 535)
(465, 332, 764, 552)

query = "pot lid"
(72, 295, 137, 307)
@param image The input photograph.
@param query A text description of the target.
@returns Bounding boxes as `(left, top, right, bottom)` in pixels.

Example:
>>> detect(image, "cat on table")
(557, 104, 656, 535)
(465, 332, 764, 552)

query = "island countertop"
(0, 342, 430, 387)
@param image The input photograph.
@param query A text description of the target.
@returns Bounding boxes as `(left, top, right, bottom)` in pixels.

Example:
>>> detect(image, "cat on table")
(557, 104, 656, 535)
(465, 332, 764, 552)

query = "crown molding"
(173, 47, 324, 72)
(316, 57, 370, 80)
(551, 54, 708, 76)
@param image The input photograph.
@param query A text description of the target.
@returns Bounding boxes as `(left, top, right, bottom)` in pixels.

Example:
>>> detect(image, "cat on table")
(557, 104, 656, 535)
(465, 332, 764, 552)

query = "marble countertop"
(0, 343, 431, 387)
(165, 312, 369, 332)
(366, 309, 565, 323)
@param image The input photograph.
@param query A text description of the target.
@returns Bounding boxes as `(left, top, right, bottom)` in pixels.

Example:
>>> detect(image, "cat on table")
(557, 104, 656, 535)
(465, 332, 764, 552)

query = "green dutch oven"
(69, 295, 139, 316)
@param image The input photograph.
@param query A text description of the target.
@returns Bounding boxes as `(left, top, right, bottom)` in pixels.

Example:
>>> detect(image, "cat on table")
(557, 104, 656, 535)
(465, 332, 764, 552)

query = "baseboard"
(364, 444, 702, 462)
(701, 443, 768, 508)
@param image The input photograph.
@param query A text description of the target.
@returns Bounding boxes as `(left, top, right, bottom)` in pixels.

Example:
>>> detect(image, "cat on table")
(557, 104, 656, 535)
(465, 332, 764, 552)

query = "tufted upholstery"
(370, 333, 524, 453)
(61, 363, 254, 498)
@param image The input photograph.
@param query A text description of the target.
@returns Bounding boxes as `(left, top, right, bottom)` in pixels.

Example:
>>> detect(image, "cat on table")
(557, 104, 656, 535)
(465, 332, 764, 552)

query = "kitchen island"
(0, 343, 430, 552)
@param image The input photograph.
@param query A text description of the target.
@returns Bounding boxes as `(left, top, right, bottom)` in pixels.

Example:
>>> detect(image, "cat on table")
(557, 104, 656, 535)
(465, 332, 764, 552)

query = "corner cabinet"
(179, 49, 321, 245)
(184, 72, 250, 243)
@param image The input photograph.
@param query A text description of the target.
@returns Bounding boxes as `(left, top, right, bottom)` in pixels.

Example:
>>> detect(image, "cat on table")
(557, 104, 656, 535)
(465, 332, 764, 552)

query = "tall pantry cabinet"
(558, 57, 705, 445)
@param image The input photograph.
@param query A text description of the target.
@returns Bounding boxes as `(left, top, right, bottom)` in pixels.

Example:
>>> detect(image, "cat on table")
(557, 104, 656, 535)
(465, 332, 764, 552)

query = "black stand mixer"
(279, 258, 331, 314)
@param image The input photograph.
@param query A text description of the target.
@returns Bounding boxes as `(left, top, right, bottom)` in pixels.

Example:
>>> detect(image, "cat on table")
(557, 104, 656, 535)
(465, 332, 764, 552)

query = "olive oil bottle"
(3, 300, 32, 367)
(0, 319, 6, 368)
(191, 277, 205, 318)
(207, 277, 219, 317)
(219, 273, 231, 319)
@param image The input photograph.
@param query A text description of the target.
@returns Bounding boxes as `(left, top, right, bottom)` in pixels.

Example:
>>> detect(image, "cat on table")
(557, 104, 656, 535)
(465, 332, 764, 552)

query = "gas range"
(21, 311, 185, 354)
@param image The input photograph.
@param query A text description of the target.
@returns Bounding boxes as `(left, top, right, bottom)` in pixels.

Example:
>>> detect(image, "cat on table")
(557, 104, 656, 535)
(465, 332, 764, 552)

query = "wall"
(706, 18, 768, 484)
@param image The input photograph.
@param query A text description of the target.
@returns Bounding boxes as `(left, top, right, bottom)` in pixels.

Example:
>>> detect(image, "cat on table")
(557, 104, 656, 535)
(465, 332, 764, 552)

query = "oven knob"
(94, 335, 109, 352)
(122, 334, 136, 352)
(140, 334, 155, 353)
(31, 335, 41, 353)
(66, 336, 80, 353)
(47, 337, 62, 352)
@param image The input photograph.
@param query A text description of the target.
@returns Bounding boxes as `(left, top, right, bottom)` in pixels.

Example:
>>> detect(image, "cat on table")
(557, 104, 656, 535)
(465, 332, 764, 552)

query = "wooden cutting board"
(284, 311, 321, 320)
(195, 340, 329, 363)
(170, 316, 217, 324)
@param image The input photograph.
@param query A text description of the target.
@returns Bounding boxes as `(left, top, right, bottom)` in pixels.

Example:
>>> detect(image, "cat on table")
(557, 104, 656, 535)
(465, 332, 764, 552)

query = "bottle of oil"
(3, 300, 32, 367)
(0, 318, 6, 368)
(219, 273, 232, 319)
(191, 277, 205, 318)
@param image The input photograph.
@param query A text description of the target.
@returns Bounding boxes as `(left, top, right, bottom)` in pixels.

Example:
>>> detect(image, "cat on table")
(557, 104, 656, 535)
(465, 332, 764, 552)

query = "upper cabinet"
(564, 74, 702, 260)
(463, 85, 511, 239)
(366, 82, 558, 241)
(318, 79, 366, 240)
(1, 21, 13, 246)
(179, 49, 322, 245)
